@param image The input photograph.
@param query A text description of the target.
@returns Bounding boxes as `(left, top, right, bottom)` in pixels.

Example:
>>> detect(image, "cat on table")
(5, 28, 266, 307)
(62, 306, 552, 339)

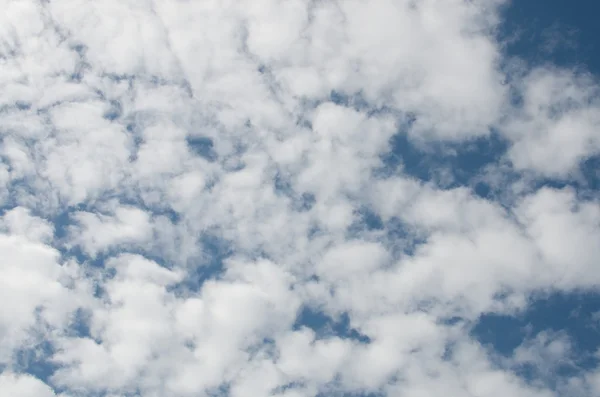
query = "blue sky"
(501, 0, 600, 72)
(1, 1, 600, 396)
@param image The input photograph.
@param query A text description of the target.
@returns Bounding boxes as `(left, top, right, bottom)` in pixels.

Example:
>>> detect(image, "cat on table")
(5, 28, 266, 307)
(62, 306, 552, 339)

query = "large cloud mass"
(1, 0, 599, 396)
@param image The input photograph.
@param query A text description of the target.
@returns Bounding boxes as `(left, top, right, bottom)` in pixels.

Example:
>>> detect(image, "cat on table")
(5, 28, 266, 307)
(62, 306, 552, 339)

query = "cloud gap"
(293, 307, 371, 344)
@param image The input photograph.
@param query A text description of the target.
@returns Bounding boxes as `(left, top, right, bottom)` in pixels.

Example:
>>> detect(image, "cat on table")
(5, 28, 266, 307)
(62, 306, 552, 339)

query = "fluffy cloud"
(504, 67, 600, 177)
(1, 0, 599, 396)
(0, 372, 56, 397)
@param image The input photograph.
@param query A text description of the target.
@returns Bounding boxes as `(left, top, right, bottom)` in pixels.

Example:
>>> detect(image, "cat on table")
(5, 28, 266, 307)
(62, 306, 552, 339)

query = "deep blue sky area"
(500, 0, 600, 74)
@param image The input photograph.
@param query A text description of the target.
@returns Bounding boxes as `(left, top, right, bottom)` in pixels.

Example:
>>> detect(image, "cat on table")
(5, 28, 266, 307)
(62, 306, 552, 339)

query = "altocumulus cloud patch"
(1, 0, 600, 396)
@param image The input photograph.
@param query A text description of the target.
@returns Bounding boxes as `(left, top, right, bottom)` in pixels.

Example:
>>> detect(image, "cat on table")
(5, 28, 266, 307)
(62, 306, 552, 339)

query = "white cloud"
(1, 0, 599, 396)
(504, 67, 600, 176)
(0, 209, 90, 367)
(512, 331, 574, 377)
(515, 187, 600, 288)
(48, 0, 182, 79)
(67, 204, 153, 257)
(1, 206, 54, 243)
(0, 372, 56, 397)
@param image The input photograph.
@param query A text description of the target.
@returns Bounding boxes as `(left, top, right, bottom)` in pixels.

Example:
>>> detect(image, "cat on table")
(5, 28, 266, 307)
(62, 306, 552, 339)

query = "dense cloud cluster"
(1, 0, 599, 396)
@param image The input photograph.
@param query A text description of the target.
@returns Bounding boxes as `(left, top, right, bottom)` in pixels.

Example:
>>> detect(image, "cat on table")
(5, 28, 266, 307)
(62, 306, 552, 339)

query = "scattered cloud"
(1, 0, 599, 396)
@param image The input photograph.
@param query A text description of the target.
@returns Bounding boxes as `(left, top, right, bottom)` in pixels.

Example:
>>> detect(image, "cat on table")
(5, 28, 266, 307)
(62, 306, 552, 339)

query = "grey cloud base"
(1, 0, 600, 396)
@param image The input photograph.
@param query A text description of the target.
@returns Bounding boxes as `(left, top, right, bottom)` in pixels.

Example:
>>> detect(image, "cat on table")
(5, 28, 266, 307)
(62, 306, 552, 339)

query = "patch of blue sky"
(66, 308, 94, 340)
(473, 291, 600, 365)
(472, 291, 600, 388)
(271, 381, 306, 395)
(379, 128, 509, 195)
(528, 161, 600, 200)
(207, 383, 231, 397)
(293, 306, 371, 344)
(349, 206, 384, 232)
(8, 307, 87, 390)
(186, 136, 219, 162)
(347, 207, 426, 260)
(274, 169, 316, 212)
(102, 99, 123, 121)
(168, 233, 232, 296)
(12, 340, 58, 386)
(499, 0, 600, 74)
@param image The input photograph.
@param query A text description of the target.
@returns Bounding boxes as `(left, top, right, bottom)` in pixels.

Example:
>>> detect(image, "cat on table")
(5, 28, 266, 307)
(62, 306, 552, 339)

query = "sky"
(1, 0, 600, 396)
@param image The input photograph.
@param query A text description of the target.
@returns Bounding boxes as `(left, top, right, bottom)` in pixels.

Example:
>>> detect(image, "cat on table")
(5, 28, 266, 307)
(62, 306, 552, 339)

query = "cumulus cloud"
(504, 67, 600, 177)
(1, 0, 599, 396)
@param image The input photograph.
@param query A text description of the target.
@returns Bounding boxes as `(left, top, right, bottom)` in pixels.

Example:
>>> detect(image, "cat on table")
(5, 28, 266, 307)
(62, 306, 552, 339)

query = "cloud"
(67, 204, 153, 257)
(0, 372, 56, 397)
(504, 67, 600, 177)
(1, 0, 599, 396)
(0, 208, 91, 367)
